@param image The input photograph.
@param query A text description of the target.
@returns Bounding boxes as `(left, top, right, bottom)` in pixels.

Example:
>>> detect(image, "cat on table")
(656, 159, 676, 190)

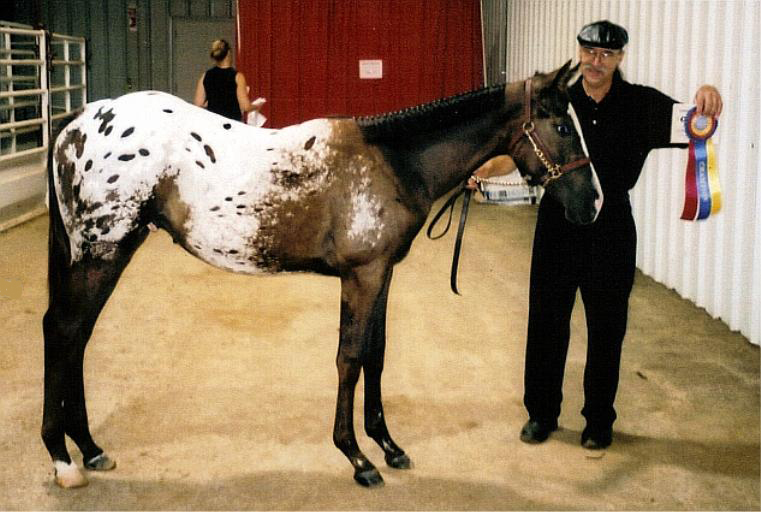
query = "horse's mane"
(355, 84, 506, 144)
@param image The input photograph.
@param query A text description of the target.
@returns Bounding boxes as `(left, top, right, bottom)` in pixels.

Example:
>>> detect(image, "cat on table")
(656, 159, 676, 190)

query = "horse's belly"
(180, 213, 267, 274)
(178, 187, 335, 275)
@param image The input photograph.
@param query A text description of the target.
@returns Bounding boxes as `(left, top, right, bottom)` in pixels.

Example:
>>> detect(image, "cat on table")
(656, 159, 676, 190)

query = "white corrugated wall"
(503, 0, 760, 346)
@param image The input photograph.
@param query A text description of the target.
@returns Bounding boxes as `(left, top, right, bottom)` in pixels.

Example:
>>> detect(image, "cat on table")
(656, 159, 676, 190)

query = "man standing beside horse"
(518, 20, 723, 449)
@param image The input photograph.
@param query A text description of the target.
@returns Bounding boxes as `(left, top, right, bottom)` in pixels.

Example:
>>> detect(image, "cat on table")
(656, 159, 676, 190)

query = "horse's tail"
(46, 116, 76, 293)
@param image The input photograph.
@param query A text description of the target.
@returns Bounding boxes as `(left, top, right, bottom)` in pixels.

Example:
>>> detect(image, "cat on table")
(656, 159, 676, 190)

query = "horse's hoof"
(54, 461, 89, 488)
(84, 453, 116, 471)
(354, 468, 384, 488)
(386, 452, 412, 470)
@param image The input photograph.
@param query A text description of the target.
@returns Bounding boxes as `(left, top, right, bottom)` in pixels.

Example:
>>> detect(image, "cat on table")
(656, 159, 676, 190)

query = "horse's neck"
(412, 122, 496, 200)
(412, 84, 524, 202)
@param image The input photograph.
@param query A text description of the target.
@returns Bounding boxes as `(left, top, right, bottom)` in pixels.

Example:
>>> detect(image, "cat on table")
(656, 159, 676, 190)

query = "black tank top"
(203, 67, 241, 121)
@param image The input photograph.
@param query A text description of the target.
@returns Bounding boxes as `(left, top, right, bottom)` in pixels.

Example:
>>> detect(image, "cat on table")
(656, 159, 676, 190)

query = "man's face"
(578, 45, 624, 87)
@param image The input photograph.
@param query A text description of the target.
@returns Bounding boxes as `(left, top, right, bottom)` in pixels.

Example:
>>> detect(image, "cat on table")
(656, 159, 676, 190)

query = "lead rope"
(426, 182, 472, 295)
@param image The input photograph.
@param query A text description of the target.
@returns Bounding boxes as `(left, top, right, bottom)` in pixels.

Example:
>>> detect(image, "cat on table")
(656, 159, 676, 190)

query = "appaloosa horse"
(43, 60, 602, 488)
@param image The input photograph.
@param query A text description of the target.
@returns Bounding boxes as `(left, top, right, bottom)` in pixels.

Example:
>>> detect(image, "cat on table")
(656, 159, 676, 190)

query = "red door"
(237, 0, 483, 127)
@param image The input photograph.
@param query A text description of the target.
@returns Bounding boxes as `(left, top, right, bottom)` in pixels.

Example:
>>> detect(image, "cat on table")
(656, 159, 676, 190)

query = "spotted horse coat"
(44, 61, 601, 490)
(54, 91, 401, 275)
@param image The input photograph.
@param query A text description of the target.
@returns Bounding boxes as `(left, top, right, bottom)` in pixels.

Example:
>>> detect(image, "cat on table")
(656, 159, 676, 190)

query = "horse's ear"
(551, 59, 577, 91)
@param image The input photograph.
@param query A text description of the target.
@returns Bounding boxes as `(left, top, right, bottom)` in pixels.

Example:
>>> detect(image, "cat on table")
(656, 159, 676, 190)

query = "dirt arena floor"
(1, 201, 758, 510)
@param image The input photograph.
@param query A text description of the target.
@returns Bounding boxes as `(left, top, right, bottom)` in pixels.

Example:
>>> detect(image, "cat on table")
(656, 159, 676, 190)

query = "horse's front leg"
(363, 267, 412, 470)
(334, 260, 389, 487)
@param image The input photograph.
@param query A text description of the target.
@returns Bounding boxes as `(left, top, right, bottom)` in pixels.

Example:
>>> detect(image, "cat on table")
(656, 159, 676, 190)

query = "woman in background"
(193, 39, 264, 122)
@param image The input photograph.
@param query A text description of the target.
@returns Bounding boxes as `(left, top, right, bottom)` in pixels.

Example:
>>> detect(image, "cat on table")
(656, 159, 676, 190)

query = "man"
(519, 20, 722, 449)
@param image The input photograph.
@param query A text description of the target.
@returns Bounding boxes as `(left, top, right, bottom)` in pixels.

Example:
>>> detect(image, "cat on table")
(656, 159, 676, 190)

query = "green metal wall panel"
(106, 0, 128, 97)
(211, 0, 232, 18)
(170, 0, 188, 17)
(87, 0, 110, 100)
(137, 0, 154, 90)
(7, 0, 235, 100)
(149, 0, 170, 91)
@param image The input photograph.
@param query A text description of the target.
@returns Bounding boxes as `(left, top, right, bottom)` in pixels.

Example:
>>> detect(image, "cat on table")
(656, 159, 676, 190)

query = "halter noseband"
(508, 78, 590, 187)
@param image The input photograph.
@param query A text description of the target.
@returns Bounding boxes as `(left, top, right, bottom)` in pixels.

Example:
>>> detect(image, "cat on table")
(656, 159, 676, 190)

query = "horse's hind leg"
(42, 229, 147, 488)
(363, 268, 412, 470)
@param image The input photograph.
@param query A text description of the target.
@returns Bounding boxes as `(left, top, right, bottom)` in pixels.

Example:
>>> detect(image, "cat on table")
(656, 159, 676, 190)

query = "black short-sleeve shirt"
(568, 70, 685, 203)
(203, 66, 241, 121)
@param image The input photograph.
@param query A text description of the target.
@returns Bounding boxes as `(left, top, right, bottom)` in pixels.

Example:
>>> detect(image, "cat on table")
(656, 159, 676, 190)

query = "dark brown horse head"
(506, 60, 602, 224)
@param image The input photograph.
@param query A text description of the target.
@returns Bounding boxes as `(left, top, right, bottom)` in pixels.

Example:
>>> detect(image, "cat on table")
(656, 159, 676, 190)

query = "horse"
(42, 60, 602, 489)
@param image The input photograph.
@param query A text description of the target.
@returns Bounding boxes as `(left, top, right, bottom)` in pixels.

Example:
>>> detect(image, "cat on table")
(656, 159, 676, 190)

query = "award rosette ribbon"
(680, 107, 720, 220)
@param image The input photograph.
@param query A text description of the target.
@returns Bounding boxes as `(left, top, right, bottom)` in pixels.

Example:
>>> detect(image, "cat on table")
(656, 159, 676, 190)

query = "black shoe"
(581, 425, 612, 449)
(519, 419, 558, 444)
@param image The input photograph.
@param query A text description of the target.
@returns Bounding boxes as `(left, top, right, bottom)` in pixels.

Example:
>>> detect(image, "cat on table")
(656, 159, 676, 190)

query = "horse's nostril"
(565, 204, 599, 225)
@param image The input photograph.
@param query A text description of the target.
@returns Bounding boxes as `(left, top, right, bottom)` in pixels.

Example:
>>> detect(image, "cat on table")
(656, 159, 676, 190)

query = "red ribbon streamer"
(680, 140, 699, 220)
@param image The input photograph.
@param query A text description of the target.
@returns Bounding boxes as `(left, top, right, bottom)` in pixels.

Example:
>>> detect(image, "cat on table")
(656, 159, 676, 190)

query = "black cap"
(577, 20, 628, 50)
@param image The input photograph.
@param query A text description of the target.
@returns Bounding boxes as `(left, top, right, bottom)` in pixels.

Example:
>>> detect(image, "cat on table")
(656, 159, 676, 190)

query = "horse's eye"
(556, 123, 572, 136)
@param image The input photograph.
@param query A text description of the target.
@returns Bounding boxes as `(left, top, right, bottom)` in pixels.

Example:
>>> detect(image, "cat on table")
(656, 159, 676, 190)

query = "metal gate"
(0, 21, 86, 231)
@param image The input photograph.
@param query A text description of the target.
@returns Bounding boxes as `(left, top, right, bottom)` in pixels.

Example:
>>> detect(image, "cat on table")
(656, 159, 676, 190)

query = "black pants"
(523, 196, 636, 429)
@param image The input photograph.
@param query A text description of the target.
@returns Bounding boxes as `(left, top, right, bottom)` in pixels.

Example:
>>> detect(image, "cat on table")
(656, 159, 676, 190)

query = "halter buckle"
(542, 165, 564, 186)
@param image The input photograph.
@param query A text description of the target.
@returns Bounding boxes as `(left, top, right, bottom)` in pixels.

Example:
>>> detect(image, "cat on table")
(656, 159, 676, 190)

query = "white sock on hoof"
(54, 460, 88, 488)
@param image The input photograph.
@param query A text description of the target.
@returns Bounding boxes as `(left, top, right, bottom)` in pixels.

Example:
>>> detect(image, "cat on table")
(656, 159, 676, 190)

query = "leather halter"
(507, 78, 590, 186)
(427, 78, 591, 294)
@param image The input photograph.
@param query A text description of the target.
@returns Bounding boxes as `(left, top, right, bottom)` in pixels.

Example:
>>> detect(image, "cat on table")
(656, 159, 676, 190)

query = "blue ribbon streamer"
(694, 139, 712, 219)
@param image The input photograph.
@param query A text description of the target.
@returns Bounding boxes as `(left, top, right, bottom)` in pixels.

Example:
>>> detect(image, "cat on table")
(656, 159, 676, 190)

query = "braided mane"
(356, 84, 506, 143)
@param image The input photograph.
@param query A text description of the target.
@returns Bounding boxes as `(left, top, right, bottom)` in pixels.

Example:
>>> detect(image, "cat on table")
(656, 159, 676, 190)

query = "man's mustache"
(582, 63, 605, 73)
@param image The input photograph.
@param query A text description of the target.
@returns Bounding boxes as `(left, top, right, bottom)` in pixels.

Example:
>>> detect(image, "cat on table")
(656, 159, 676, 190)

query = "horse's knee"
(335, 353, 362, 381)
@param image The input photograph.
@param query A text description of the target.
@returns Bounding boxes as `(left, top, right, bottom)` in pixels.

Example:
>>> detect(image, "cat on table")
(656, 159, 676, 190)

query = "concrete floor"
(0, 202, 758, 510)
